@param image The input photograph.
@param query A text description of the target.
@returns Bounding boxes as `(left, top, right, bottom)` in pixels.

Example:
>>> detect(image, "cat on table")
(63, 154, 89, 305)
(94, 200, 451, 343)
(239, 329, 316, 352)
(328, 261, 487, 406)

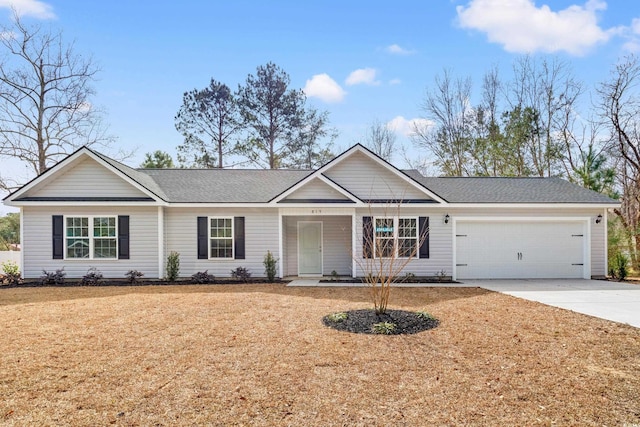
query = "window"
(374, 217, 418, 258)
(210, 217, 233, 258)
(65, 216, 117, 259)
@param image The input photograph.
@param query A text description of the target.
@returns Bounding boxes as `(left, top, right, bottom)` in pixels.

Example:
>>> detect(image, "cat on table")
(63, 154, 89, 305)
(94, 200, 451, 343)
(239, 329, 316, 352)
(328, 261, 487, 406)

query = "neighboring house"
(3, 144, 619, 280)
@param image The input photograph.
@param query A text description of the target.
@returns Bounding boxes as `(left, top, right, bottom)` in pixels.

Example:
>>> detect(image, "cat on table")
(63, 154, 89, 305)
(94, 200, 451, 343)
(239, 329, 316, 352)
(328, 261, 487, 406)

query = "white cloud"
(622, 17, 640, 53)
(0, 0, 55, 19)
(387, 116, 434, 137)
(456, 0, 614, 56)
(389, 78, 402, 85)
(345, 68, 380, 86)
(303, 73, 346, 103)
(385, 44, 416, 55)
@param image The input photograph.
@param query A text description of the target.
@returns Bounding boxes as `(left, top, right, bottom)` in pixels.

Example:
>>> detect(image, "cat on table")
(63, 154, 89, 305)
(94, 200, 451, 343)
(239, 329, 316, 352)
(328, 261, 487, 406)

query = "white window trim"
(209, 216, 234, 260)
(64, 215, 118, 260)
(373, 216, 419, 259)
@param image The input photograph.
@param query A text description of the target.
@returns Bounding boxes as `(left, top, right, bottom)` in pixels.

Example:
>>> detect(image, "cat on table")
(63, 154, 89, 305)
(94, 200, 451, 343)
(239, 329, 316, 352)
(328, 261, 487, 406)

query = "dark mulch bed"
(323, 308, 439, 335)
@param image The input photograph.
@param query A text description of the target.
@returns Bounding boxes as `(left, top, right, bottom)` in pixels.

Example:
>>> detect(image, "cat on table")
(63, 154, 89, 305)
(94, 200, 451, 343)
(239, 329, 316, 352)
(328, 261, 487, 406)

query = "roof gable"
(279, 176, 356, 203)
(321, 146, 444, 203)
(4, 147, 163, 203)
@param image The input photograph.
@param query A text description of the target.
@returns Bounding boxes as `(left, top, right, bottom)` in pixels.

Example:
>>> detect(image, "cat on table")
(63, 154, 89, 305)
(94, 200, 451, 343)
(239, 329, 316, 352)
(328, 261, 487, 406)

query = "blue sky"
(1, 0, 639, 190)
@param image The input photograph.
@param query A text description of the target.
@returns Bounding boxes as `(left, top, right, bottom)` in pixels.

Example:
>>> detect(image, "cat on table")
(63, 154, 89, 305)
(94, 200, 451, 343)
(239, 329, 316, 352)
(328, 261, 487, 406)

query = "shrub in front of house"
(125, 270, 144, 284)
(81, 267, 104, 286)
(263, 251, 278, 282)
(40, 268, 66, 285)
(166, 251, 180, 282)
(0, 260, 22, 285)
(192, 270, 215, 284)
(231, 267, 251, 283)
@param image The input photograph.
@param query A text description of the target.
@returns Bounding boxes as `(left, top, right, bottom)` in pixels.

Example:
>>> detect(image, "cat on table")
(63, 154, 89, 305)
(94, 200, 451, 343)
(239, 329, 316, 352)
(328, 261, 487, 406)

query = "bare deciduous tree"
(0, 13, 112, 190)
(597, 55, 640, 268)
(361, 119, 396, 161)
(355, 203, 429, 314)
(413, 69, 474, 176)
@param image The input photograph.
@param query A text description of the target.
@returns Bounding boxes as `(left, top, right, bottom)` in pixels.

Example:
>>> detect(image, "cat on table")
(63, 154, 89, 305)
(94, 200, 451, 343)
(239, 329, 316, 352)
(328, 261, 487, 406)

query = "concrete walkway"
(288, 278, 640, 328)
(461, 279, 640, 329)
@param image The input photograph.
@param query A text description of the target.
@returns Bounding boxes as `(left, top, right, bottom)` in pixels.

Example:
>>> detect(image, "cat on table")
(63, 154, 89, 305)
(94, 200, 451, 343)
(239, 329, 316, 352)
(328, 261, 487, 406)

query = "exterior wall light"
(595, 214, 603, 224)
(444, 214, 450, 224)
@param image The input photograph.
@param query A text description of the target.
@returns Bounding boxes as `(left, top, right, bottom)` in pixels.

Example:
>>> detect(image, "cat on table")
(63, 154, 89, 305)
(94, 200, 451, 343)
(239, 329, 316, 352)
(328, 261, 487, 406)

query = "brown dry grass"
(0, 284, 638, 426)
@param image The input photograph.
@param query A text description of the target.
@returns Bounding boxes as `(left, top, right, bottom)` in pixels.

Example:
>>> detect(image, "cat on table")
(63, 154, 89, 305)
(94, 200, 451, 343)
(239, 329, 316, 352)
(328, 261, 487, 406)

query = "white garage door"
(456, 221, 586, 279)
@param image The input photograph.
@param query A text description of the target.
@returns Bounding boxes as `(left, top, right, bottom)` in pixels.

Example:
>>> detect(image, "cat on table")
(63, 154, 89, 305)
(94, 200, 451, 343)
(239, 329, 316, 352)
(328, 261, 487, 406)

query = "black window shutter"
(52, 215, 63, 259)
(419, 216, 429, 259)
(197, 217, 208, 259)
(118, 215, 130, 259)
(234, 217, 245, 259)
(362, 216, 373, 258)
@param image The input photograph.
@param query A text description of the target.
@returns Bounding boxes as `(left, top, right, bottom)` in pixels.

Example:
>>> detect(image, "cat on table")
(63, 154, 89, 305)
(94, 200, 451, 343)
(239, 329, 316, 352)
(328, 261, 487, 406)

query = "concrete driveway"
(462, 279, 640, 329)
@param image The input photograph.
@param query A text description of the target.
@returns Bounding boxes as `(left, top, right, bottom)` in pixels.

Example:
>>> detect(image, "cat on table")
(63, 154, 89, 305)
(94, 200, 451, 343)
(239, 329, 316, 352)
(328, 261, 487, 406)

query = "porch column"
(278, 210, 284, 278)
(352, 213, 357, 278)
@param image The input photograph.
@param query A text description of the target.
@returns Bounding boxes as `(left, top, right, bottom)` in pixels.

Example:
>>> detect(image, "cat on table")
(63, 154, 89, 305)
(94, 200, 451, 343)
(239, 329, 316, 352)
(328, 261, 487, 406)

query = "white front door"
(298, 221, 323, 276)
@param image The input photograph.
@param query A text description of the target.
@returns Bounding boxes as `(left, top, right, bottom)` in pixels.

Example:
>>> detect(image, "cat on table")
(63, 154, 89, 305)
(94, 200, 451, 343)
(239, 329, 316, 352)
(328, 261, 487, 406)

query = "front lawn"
(1, 285, 638, 425)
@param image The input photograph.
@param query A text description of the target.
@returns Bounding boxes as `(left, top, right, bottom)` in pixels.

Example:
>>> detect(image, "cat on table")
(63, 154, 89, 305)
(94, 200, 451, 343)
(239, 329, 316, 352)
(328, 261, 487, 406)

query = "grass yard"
(1, 284, 639, 426)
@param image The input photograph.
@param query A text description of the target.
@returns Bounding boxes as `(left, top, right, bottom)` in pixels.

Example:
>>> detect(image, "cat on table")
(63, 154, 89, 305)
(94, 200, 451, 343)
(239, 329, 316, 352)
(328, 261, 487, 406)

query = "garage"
(455, 220, 588, 279)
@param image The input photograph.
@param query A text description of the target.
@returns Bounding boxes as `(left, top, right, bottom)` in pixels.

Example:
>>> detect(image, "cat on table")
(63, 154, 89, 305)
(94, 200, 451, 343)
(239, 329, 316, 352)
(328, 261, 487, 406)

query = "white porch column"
(278, 209, 284, 278)
(157, 206, 164, 279)
(352, 212, 357, 278)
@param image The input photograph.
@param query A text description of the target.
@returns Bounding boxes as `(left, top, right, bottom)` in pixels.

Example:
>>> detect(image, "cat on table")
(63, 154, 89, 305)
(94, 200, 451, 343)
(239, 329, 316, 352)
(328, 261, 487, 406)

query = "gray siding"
(22, 206, 159, 279)
(26, 157, 147, 198)
(285, 178, 349, 200)
(324, 151, 430, 200)
(164, 207, 279, 278)
(283, 215, 352, 276)
(353, 208, 451, 277)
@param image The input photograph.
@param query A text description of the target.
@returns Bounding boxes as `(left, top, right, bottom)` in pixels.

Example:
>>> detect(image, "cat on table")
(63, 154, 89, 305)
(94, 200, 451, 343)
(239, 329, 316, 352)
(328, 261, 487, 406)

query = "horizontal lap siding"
(286, 179, 349, 200)
(22, 206, 159, 279)
(283, 216, 352, 276)
(449, 208, 607, 277)
(26, 158, 147, 198)
(324, 151, 428, 200)
(165, 207, 279, 278)
(354, 208, 452, 277)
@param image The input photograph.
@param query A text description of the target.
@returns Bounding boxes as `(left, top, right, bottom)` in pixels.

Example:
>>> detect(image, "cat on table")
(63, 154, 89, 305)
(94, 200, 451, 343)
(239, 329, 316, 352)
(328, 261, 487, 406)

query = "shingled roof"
(134, 168, 617, 204)
(142, 168, 311, 203)
(407, 174, 617, 204)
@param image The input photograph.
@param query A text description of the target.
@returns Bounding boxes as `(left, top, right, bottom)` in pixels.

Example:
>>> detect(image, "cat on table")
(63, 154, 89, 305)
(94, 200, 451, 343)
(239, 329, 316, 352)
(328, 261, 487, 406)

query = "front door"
(298, 221, 322, 276)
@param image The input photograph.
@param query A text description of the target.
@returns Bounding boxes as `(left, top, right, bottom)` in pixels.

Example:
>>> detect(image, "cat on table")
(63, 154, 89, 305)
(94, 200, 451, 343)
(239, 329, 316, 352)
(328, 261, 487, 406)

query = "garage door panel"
(456, 221, 585, 279)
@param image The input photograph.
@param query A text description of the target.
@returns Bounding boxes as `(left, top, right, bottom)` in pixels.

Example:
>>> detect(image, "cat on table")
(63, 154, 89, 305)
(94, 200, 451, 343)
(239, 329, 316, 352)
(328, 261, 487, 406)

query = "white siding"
(324, 151, 430, 200)
(447, 208, 607, 277)
(164, 207, 279, 278)
(25, 157, 147, 198)
(353, 208, 452, 277)
(283, 216, 352, 276)
(284, 178, 349, 201)
(22, 206, 159, 279)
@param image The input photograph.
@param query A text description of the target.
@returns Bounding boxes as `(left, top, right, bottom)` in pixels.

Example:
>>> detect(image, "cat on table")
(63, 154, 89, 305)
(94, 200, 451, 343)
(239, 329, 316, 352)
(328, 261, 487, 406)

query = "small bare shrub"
(231, 267, 251, 282)
(81, 267, 104, 286)
(192, 270, 214, 284)
(40, 268, 66, 285)
(125, 270, 144, 284)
